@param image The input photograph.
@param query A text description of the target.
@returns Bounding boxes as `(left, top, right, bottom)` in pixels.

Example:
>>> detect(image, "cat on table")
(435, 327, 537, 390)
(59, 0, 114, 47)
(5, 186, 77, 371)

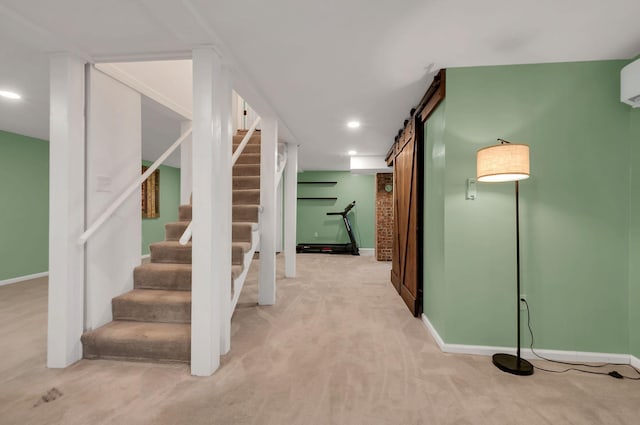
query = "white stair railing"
(78, 125, 193, 245)
(276, 145, 288, 187)
(179, 116, 261, 245)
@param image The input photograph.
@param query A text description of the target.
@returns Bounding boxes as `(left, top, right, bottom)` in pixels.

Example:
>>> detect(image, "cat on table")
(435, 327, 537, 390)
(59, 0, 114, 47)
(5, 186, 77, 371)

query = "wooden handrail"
(276, 146, 287, 187)
(78, 125, 193, 245)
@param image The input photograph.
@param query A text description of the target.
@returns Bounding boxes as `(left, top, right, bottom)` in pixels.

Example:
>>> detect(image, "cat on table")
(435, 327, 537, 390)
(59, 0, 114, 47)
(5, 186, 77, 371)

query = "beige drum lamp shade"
(477, 143, 530, 182)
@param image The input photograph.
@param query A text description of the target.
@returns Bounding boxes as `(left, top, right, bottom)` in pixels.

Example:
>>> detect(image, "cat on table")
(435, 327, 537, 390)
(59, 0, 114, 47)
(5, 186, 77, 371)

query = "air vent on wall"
(621, 58, 640, 108)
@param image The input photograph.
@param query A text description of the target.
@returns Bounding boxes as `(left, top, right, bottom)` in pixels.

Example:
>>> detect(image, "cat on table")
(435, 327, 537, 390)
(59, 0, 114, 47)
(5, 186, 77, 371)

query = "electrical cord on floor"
(522, 298, 640, 380)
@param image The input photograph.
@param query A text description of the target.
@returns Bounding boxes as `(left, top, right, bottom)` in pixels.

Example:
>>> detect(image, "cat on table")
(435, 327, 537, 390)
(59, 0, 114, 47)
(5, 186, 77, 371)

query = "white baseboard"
(421, 313, 632, 365)
(0, 271, 49, 287)
(141, 254, 150, 260)
(359, 248, 374, 257)
(421, 312, 446, 351)
(631, 355, 640, 369)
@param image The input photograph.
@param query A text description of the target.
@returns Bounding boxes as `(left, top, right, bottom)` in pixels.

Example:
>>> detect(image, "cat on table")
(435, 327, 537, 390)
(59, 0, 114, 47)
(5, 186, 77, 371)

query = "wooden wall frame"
(141, 166, 160, 218)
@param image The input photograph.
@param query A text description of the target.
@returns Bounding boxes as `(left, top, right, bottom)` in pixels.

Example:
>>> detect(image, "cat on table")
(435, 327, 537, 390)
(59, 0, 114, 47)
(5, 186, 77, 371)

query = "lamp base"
(492, 353, 534, 376)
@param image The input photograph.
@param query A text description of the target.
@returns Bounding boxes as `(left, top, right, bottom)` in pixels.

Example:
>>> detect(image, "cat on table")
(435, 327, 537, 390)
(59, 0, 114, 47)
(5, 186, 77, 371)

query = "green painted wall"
(297, 171, 375, 249)
(424, 61, 633, 354)
(0, 130, 49, 280)
(141, 161, 180, 255)
(423, 101, 447, 337)
(629, 108, 640, 359)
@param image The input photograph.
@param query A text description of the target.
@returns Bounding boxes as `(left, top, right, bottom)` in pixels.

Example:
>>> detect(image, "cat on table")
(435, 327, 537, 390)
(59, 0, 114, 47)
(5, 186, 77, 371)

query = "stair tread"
(234, 241, 252, 252)
(178, 204, 261, 223)
(150, 240, 192, 249)
(135, 262, 191, 272)
(82, 321, 190, 363)
(165, 220, 257, 230)
(233, 222, 259, 231)
(233, 188, 260, 193)
(134, 263, 191, 291)
(113, 289, 191, 324)
(114, 289, 191, 304)
(134, 263, 243, 288)
(150, 239, 250, 251)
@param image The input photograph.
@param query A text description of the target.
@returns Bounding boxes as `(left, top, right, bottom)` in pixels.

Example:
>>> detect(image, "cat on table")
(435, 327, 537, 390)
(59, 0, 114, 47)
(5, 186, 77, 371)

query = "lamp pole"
(515, 180, 521, 363)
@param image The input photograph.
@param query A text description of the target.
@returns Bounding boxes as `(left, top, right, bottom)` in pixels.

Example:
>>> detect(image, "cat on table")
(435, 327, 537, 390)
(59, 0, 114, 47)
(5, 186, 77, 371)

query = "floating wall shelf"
(297, 197, 338, 200)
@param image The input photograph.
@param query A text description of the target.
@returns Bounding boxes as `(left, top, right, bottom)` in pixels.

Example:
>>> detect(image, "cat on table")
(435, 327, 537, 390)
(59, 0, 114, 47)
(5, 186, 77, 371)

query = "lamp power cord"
(521, 298, 640, 380)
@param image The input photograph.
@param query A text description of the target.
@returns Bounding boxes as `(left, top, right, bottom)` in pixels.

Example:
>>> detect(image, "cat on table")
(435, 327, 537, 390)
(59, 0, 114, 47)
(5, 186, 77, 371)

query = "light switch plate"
(466, 178, 477, 200)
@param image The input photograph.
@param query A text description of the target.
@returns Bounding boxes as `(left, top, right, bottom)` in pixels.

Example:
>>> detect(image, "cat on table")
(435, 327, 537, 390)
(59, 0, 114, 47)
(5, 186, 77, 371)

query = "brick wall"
(375, 173, 393, 261)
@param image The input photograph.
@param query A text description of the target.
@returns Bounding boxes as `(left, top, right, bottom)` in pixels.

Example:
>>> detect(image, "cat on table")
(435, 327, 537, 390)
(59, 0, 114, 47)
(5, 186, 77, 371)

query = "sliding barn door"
(390, 119, 421, 316)
(387, 69, 445, 318)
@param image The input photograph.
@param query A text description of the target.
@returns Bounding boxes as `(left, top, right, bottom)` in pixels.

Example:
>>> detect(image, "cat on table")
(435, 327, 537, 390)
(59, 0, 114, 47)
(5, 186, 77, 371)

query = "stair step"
(233, 205, 260, 222)
(165, 221, 189, 241)
(234, 153, 261, 165)
(233, 143, 260, 154)
(233, 189, 260, 204)
(150, 241, 192, 264)
(134, 263, 192, 291)
(189, 189, 260, 209)
(232, 134, 261, 145)
(178, 204, 261, 222)
(134, 263, 243, 291)
(149, 240, 250, 265)
(113, 289, 191, 323)
(233, 242, 251, 265)
(232, 222, 258, 243)
(233, 164, 260, 177)
(233, 176, 260, 190)
(82, 321, 190, 363)
(165, 219, 258, 242)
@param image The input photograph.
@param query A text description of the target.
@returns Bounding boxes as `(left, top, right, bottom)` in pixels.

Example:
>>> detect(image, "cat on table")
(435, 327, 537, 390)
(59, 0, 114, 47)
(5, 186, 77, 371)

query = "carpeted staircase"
(81, 130, 261, 363)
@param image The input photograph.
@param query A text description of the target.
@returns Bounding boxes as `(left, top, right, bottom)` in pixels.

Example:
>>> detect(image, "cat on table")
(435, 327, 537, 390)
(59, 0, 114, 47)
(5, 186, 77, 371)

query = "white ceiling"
(1, 0, 639, 170)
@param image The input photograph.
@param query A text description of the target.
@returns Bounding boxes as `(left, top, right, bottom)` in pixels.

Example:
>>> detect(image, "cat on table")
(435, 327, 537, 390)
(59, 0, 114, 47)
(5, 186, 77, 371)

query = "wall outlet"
(314, 232, 318, 238)
(520, 294, 527, 310)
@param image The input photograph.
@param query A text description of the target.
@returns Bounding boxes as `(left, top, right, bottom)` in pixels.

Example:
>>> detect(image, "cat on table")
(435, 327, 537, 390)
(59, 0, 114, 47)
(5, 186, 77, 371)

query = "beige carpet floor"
(1, 254, 640, 425)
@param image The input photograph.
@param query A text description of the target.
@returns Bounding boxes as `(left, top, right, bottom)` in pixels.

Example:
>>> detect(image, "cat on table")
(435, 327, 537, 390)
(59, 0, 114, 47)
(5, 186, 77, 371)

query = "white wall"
(85, 67, 142, 330)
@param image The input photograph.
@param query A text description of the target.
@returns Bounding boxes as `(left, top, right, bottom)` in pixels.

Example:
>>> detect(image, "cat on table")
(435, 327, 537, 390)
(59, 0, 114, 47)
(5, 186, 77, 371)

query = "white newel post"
(180, 120, 193, 204)
(284, 143, 298, 278)
(218, 63, 233, 355)
(276, 178, 283, 253)
(259, 116, 278, 305)
(190, 47, 232, 376)
(47, 54, 86, 368)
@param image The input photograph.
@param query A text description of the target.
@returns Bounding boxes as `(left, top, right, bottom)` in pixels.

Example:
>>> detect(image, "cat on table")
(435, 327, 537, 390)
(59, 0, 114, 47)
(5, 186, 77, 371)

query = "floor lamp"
(476, 139, 533, 376)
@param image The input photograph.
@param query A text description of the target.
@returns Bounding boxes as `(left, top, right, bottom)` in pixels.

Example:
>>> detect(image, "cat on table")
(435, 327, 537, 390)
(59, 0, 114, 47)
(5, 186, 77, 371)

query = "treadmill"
(296, 201, 360, 256)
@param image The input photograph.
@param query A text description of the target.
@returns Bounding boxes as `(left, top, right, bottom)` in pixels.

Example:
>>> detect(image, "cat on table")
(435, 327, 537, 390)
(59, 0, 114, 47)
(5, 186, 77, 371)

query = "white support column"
(190, 47, 232, 376)
(259, 116, 278, 305)
(47, 54, 86, 368)
(180, 120, 193, 204)
(276, 178, 283, 253)
(218, 63, 233, 355)
(284, 143, 298, 278)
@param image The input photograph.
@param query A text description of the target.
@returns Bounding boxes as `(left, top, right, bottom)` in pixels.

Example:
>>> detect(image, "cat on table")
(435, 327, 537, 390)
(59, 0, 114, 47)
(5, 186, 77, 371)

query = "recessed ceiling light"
(0, 90, 21, 100)
(347, 121, 360, 129)
(348, 150, 357, 156)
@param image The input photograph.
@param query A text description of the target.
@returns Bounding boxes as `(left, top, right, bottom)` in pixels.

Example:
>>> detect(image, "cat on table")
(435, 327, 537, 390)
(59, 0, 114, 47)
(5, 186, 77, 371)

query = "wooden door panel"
(390, 131, 420, 316)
